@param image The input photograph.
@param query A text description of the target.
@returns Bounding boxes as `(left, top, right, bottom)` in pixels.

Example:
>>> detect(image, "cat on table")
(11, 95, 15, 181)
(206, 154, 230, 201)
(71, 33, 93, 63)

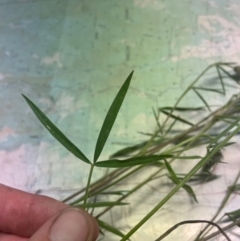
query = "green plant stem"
(154, 220, 231, 241)
(146, 63, 238, 157)
(95, 118, 218, 218)
(86, 166, 143, 198)
(62, 168, 127, 203)
(95, 165, 166, 219)
(65, 90, 235, 206)
(146, 95, 232, 155)
(71, 166, 143, 205)
(120, 120, 240, 241)
(137, 63, 217, 157)
(83, 164, 95, 210)
(96, 129, 205, 219)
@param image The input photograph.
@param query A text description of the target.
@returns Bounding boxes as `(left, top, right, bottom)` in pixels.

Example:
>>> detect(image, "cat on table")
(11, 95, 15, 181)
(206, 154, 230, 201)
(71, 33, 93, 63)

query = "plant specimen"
(23, 62, 240, 240)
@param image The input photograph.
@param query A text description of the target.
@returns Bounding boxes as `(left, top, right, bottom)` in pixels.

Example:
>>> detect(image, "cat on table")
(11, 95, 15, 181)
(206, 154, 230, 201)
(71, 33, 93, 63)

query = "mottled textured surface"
(1, 0, 240, 240)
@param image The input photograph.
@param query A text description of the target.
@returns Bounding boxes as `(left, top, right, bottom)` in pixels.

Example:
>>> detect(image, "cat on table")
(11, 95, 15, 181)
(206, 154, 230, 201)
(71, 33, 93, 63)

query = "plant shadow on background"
(23, 62, 240, 241)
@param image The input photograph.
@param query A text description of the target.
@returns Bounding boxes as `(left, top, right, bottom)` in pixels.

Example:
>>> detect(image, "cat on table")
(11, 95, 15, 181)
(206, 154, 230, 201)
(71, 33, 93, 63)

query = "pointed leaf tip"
(94, 71, 134, 162)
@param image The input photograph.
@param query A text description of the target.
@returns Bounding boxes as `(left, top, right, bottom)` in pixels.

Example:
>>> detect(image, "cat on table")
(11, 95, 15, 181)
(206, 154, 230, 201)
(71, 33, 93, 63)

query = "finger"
(29, 208, 99, 241)
(0, 184, 67, 237)
(0, 233, 27, 241)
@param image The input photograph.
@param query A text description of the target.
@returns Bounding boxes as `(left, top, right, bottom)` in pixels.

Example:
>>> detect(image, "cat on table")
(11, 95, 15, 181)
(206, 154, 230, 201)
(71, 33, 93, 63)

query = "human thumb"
(29, 208, 99, 241)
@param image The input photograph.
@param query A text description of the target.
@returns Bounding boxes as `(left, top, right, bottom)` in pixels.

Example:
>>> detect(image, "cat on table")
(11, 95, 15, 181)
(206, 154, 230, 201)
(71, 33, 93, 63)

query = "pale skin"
(0, 184, 99, 241)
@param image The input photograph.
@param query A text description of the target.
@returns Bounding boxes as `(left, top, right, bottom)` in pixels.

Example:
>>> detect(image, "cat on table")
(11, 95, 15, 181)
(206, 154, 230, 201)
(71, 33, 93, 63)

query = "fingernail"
(49, 209, 91, 241)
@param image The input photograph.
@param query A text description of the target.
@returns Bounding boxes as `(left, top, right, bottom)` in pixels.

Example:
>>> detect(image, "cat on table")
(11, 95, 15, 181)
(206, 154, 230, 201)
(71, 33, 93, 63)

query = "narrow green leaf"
(182, 183, 198, 202)
(177, 155, 202, 159)
(160, 106, 205, 112)
(95, 155, 171, 168)
(165, 160, 198, 202)
(97, 219, 128, 239)
(192, 88, 211, 112)
(152, 107, 161, 130)
(164, 160, 179, 183)
(177, 173, 219, 183)
(22, 95, 91, 164)
(74, 201, 128, 208)
(168, 175, 198, 202)
(159, 109, 194, 126)
(216, 65, 225, 94)
(94, 71, 134, 162)
(110, 141, 147, 158)
(222, 142, 236, 147)
(99, 190, 129, 196)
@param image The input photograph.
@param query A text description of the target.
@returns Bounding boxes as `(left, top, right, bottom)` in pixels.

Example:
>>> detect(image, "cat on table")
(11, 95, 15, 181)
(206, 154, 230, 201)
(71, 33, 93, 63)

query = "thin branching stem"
(72, 165, 143, 204)
(194, 171, 240, 240)
(95, 164, 165, 219)
(120, 119, 240, 241)
(62, 168, 128, 203)
(199, 219, 240, 241)
(154, 220, 231, 241)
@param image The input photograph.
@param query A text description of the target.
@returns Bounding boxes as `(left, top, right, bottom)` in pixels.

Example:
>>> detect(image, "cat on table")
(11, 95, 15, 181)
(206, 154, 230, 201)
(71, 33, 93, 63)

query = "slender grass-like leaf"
(165, 160, 198, 202)
(177, 173, 219, 183)
(159, 109, 194, 126)
(181, 183, 198, 202)
(74, 201, 129, 208)
(97, 219, 128, 239)
(222, 142, 236, 147)
(152, 107, 161, 131)
(216, 65, 225, 94)
(176, 155, 202, 159)
(160, 106, 205, 112)
(119, 119, 240, 241)
(22, 95, 90, 164)
(110, 141, 147, 158)
(94, 71, 134, 162)
(164, 160, 179, 183)
(95, 155, 171, 168)
(192, 88, 211, 112)
(99, 190, 129, 196)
